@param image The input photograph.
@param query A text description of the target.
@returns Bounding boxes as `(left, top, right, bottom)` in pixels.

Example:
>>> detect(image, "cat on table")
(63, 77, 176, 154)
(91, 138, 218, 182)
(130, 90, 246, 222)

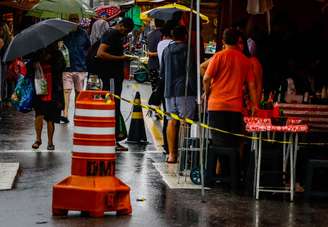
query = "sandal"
(32, 141, 42, 149)
(47, 144, 55, 150)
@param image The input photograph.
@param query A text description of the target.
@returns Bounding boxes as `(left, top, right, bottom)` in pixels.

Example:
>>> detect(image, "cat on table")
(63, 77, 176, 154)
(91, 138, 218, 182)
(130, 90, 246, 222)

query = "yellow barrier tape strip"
(107, 93, 328, 146)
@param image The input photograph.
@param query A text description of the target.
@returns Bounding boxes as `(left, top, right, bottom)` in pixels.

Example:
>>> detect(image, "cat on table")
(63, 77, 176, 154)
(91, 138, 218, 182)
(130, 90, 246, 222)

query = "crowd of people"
(1, 11, 263, 184)
(0, 12, 135, 152)
(2, 7, 326, 190)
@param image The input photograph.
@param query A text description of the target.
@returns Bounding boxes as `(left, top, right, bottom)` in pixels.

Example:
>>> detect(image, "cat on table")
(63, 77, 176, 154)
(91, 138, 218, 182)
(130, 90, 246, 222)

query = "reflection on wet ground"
(1, 80, 328, 226)
(0, 149, 328, 227)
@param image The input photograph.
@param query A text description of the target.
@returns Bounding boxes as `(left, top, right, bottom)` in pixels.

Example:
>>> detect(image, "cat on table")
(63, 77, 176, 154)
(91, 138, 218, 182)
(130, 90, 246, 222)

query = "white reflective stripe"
(75, 109, 115, 117)
(73, 145, 116, 153)
(74, 126, 115, 135)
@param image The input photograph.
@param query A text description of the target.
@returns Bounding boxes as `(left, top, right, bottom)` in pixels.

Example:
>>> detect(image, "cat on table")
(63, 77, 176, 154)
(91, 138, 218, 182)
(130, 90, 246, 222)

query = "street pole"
(89, 0, 94, 8)
(196, 0, 206, 202)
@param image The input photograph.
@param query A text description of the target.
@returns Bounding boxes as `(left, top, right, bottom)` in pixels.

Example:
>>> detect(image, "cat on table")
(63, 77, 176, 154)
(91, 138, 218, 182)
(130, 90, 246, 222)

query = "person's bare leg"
(63, 89, 71, 118)
(47, 121, 55, 146)
(75, 90, 80, 102)
(35, 115, 43, 143)
(167, 119, 178, 162)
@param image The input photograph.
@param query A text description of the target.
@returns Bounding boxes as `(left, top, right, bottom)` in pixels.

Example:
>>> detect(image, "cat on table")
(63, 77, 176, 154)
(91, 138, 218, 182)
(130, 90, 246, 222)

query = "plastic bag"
(134, 68, 148, 83)
(34, 62, 48, 95)
(6, 58, 27, 81)
(11, 74, 34, 113)
(86, 74, 103, 90)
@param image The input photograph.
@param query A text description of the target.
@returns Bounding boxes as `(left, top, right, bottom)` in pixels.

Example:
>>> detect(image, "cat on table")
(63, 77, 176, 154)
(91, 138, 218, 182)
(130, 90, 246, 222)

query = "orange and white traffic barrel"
(71, 90, 116, 176)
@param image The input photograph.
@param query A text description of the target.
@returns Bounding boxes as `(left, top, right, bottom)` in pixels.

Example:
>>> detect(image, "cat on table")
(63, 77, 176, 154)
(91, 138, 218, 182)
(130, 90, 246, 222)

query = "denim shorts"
(165, 96, 196, 120)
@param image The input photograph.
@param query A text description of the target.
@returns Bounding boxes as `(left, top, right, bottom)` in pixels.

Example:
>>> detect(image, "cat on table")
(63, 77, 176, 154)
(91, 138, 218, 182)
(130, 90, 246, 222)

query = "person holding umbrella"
(2, 19, 78, 150)
(30, 43, 66, 150)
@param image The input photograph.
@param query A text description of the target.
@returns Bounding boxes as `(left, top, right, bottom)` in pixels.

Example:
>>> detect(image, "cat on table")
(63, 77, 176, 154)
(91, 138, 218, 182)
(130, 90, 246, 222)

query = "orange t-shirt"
(205, 48, 254, 112)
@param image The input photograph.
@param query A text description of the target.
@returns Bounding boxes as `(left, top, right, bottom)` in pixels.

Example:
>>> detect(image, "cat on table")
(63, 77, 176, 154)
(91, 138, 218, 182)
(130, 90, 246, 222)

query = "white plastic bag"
(34, 62, 48, 95)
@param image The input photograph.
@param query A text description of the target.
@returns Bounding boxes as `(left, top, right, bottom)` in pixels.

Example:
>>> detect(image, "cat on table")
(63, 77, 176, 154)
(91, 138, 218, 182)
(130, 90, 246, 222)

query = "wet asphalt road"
(1, 80, 328, 227)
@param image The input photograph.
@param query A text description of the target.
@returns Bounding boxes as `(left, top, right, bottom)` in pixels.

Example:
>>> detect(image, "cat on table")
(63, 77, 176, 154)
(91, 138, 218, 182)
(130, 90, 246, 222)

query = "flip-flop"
(166, 160, 178, 164)
(32, 141, 42, 149)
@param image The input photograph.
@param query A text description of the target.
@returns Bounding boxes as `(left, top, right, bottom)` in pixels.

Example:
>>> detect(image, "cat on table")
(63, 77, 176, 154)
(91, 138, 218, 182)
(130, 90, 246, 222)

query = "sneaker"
(60, 116, 69, 124)
(115, 143, 128, 152)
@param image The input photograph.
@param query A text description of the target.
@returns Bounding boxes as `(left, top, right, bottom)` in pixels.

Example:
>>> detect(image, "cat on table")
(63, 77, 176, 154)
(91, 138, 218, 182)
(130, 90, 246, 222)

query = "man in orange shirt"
(203, 28, 258, 186)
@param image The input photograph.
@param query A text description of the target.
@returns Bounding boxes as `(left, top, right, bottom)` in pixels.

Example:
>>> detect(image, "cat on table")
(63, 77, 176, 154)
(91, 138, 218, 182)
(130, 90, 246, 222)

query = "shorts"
(208, 111, 243, 147)
(165, 96, 196, 120)
(34, 102, 61, 123)
(63, 72, 87, 91)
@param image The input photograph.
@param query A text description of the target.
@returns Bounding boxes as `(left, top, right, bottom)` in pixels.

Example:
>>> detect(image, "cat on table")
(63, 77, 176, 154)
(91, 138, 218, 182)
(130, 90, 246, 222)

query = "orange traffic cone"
(52, 91, 132, 217)
(127, 92, 148, 144)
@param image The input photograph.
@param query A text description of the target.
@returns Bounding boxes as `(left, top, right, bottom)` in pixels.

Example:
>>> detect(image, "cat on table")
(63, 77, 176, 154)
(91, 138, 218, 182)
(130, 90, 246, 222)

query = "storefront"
(0, 0, 39, 107)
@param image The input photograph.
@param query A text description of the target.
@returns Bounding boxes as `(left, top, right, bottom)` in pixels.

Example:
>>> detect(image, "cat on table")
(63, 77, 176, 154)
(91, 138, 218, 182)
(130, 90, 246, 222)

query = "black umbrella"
(141, 3, 209, 23)
(3, 19, 78, 62)
(148, 8, 182, 21)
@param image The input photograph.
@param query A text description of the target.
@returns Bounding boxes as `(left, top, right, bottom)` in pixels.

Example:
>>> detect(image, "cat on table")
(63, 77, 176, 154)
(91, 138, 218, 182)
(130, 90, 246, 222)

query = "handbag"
(34, 62, 48, 96)
(39, 64, 52, 102)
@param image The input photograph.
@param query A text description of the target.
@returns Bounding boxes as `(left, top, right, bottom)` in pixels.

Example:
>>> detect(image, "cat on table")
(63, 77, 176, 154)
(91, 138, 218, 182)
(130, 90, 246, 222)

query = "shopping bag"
(34, 62, 48, 95)
(116, 111, 127, 142)
(11, 74, 34, 113)
(39, 64, 52, 102)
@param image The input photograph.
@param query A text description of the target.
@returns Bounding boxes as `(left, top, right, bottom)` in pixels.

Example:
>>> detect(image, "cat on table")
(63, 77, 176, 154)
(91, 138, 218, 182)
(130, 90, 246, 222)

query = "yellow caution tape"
(107, 92, 328, 146)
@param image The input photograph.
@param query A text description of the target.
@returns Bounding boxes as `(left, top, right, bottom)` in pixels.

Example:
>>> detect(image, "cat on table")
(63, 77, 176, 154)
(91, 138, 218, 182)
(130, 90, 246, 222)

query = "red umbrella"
(95, 5, 121, 20)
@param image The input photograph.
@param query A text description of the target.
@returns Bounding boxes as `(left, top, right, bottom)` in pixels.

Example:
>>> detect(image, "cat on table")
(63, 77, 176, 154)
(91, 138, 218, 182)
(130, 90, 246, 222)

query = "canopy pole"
(266, 10, 271, 34)
(196, 0, 206, 202)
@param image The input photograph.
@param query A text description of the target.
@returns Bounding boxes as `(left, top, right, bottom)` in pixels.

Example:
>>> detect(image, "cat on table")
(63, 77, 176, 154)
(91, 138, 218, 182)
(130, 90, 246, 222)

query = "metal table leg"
(252, 132, 258, 197)
(289, 134, 294, 201)
(256, 132, 262, 200)
(283, 133, 287, 173)
(291, 133, 299, 201)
